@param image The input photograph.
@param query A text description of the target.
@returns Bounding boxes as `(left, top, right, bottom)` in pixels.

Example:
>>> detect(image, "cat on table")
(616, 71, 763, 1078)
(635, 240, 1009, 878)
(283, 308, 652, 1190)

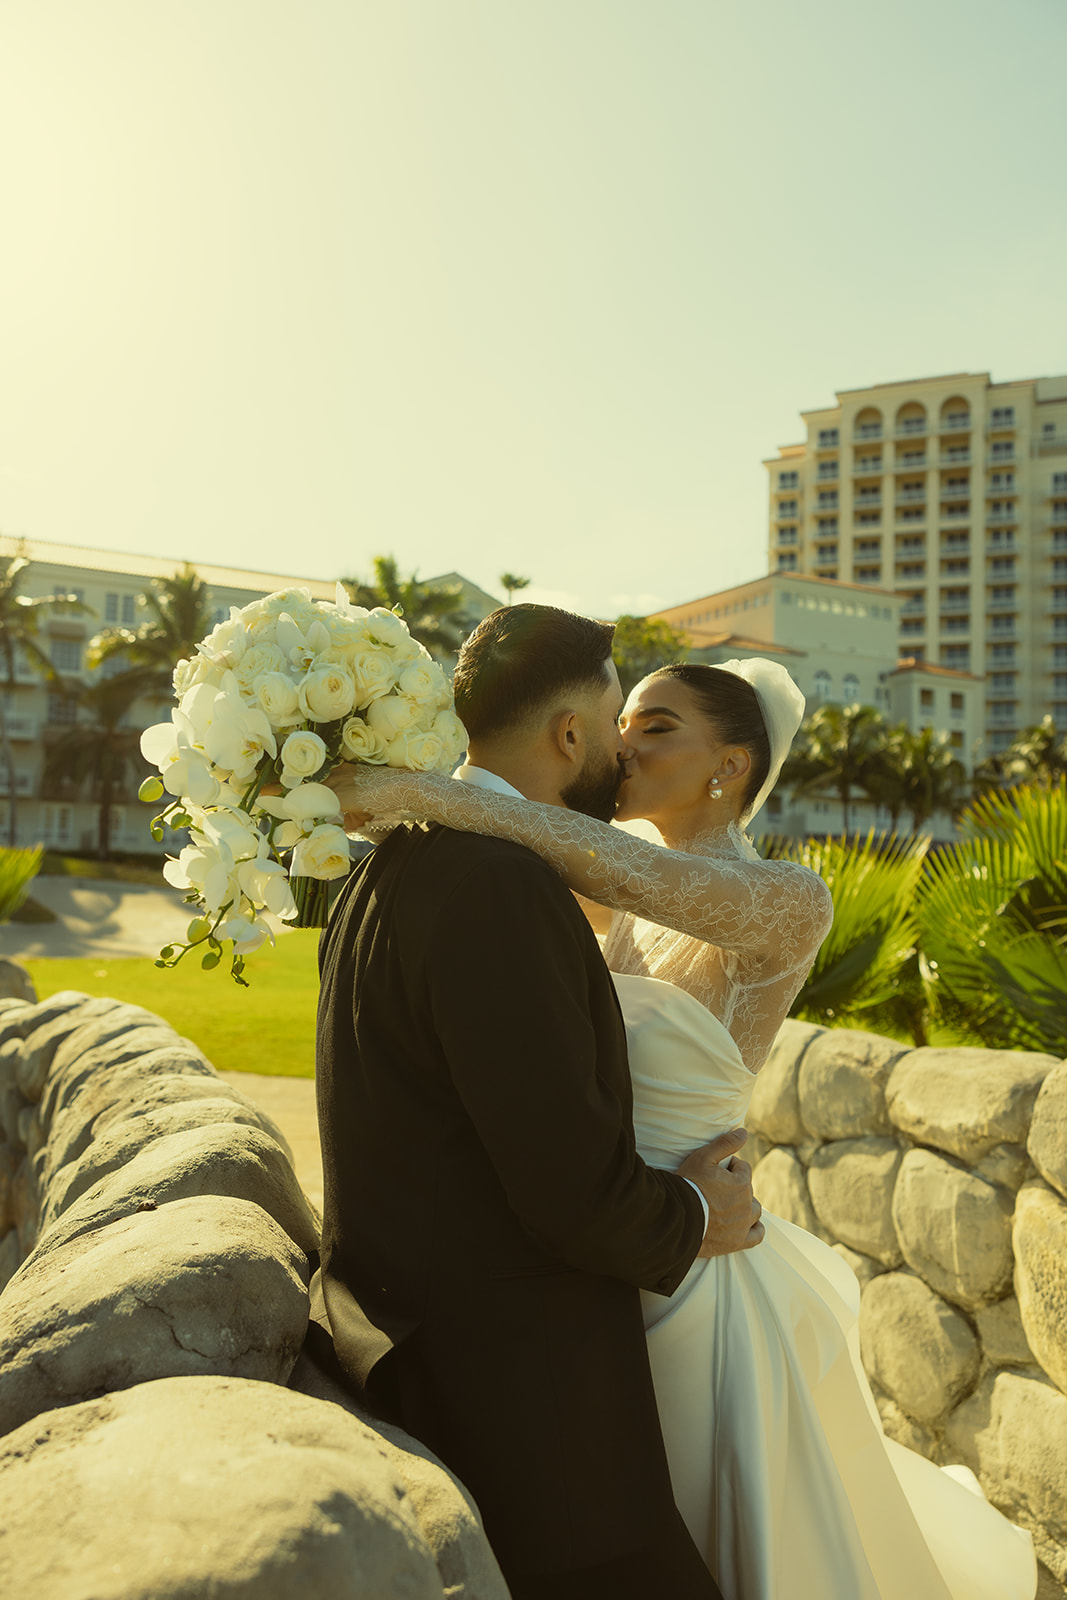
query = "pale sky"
(1, 0, 1065, 618)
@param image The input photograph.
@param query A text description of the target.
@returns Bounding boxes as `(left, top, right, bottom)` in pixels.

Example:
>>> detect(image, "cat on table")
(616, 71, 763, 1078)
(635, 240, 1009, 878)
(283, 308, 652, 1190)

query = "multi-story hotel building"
(0, 537, 497, 855)
(763, 371, 1067, 753)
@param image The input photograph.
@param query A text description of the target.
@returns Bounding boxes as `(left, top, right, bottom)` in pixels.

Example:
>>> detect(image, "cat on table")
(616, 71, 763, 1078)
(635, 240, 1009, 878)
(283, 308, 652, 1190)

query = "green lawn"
(24, 933, 322, 1078)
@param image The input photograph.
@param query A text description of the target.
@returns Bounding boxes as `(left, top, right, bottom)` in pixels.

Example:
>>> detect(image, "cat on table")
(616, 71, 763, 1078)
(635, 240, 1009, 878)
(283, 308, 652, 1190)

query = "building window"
(920, 688, 934, 709)
(991, 443, 1014, 460)
(817, 519, 839, 534)
(817, 429, 839, 448)
(778, 470, 799, 489)
(1054, 473, 1067, 492)
(950, 693, 965, 712)
(990, 673, 1016, 692)
(942, 646, 970, 668)
(104, 593, 119, 623)
(778, 553, 797, 571)
(47, 693, 77, 725)
(991, 406, 1015, 426)
(990, 473, 1015, 489)
(778, 499, 798, 517)
(121, 594, 137, 625)
(990, 644, 1017, 663)
(814, 671, 832, 699)
(901, 620, 925, 636)
(857, 512, 881, 525)
(51, 638, 81, 674)
(1053, 675, 1067, 695)
(843, 673, 860, 702)
(778, 527, 797, 545)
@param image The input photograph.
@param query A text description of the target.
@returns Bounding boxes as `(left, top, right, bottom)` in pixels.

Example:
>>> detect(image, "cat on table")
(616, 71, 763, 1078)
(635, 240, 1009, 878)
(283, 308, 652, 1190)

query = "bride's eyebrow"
(635, 706, 683, 721)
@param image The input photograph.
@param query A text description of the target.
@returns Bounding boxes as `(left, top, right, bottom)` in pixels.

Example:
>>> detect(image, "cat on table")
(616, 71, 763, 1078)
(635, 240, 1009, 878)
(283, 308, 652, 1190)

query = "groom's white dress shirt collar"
(453, 762, 526, 800)
(450, 761, 711, 1234)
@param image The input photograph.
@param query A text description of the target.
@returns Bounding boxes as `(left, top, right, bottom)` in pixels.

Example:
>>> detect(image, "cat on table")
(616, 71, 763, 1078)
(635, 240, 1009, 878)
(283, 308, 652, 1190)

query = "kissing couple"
(312, 605, 1036, 1600)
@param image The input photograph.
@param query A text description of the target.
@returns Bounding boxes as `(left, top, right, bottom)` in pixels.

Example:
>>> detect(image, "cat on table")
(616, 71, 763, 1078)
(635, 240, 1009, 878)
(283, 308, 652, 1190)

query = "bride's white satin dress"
(617, 971, 1037, 1600)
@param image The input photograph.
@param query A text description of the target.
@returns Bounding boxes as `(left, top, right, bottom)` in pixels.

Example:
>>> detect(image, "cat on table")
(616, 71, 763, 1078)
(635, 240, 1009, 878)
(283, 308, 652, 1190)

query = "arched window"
(896, 402, 926, 438)
(814, 670, 832, 700)
(940, 397, 970, 432)
(854, 406, 883, 442)
(843, 673, 860, 703)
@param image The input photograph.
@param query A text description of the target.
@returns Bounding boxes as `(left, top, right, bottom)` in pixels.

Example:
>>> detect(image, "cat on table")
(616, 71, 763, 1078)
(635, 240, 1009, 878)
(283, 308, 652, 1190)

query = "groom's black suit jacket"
(315, 820, 704, 1578)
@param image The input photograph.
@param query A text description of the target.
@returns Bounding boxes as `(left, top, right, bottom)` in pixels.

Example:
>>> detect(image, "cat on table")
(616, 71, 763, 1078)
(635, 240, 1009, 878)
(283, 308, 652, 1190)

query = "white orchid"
(140, 710, 221, 806)
(275, 610, 333, 675)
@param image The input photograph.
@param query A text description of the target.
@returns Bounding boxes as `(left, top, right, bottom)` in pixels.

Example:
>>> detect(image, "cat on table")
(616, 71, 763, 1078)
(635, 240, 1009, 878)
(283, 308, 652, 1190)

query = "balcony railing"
(941, 507, 971, 521)
(816, 467, 839, 482)
(940, 450, 971, 465)
(2, 716, 37, 740)
(855, 423, 883, 440)
(815, 555, 840, 568)
(900, 599, 926, 615)
(896, 488, 927, 504)
(941, 619, 970, 633)
(989, 448, 1015, 463)
(1053, 533, 1067, 550)
(1037, 436, 1067, 457)
(896, 420, 928, 436)
(853, 461, 884, 478)
(987, 417, 1016, 433)
(940, 415, 971, 433)
(987, 597, 1018, 613)
(893, 456, 928, 473)
(1051, 510, 1067, 526)
(940, 597, 971, 612)
(986, 510, 1017, 526)
(988, 623, 1018, 638)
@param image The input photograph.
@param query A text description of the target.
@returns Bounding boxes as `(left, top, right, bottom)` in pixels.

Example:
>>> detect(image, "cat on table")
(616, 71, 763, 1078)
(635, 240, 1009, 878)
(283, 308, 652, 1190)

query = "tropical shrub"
(0, 844, 42, 923)
(916, 782, 1067, 1056)
(767, 831, 930, 1041)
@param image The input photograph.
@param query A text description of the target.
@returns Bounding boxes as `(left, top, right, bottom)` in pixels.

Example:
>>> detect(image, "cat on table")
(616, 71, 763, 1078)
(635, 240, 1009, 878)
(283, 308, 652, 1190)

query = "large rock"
(41, 1046, 221, 1184)
(752, 1147, 821, 1235)
(11, 1158, 37, 1256)
(891, 1148, 1015, 1310)
(886, 1047, 1057, 1164)
(807, 1137, 903, 1265)
(796, 1029, 904, 1140)
(0, 1195, 310, 1437)
(0, 1376, 449, 1599)
(832, 1242, 886, 1290)
(946, 1369, 1067, 1578)
(859, 1272, 980, 1424)
(0, 1143, 17, 1233)
(0, 991, 94, 1052)
(91, 1071, 292, 1161)
(1013, 1180, 1067, 1397)
(1029, 1060, 1067, 1204)
(40, 1096, 286, 1229)
(290, 1351, 510, 1599)
(0, 960, 34, 1003)
(37, 1004, 174, 1129)
(0, 1045, 24, 1147)
(976, 1296, 1034, 1368)
(29, 1121, 319, 1262)
(873, 1390, 938, 1460)
(0, 1232, 18, 1296)
(746, 1020, 823, 1146)
(14, 997, 122, 1103)
(40, 1025, 209, 1140)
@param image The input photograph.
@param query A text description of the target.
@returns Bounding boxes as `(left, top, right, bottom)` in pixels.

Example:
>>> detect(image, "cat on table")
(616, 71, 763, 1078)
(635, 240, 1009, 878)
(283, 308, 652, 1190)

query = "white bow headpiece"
(711, 657, 806, 825)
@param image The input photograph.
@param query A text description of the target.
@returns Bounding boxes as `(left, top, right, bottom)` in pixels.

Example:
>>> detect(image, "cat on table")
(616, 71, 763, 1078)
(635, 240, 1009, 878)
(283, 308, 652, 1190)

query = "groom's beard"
(561, 750, 624, 823)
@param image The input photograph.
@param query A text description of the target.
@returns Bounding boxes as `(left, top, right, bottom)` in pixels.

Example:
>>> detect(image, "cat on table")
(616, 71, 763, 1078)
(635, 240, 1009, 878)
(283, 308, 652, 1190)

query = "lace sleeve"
(357, 770, 833, 962)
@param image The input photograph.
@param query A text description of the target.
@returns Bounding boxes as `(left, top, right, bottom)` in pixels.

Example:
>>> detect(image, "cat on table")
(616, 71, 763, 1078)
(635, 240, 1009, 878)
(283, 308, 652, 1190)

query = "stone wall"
(0, 990, 508, 1600)
(748, 1019, 1067, 1589)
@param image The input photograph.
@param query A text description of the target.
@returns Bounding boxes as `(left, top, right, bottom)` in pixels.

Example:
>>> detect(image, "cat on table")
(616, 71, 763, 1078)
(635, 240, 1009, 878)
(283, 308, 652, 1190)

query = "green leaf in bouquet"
(139, 775, 165, 803)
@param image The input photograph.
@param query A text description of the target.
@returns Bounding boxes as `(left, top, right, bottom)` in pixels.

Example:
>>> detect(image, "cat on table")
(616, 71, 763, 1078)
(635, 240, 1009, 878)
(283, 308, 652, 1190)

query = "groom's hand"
(680, 1128, 764, 1257)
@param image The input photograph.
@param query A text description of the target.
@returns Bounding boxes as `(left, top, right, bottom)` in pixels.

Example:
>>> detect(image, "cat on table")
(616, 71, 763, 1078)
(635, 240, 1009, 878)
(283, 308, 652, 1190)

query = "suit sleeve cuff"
(683, 1176, 709, 1232)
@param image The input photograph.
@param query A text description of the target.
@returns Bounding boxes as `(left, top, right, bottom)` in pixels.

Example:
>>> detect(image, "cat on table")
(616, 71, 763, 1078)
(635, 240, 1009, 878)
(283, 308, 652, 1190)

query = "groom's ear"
(548, 708, 582, 765)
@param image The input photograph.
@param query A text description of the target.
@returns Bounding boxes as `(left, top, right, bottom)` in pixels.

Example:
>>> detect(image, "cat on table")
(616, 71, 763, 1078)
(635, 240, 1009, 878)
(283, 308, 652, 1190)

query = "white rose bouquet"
(139, 584, 467, 984)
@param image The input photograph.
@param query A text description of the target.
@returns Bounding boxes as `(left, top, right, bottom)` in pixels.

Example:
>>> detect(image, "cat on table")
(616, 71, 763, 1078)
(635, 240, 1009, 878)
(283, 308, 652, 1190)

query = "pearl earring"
(708, 782, 723, 800)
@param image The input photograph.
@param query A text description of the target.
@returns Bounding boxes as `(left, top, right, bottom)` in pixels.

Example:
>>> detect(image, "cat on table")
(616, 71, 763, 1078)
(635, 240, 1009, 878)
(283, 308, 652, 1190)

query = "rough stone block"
(886, 1047, 1057, 1164)
(0, 960, 35, 1003)
(976, 1296, 1035, 1369)
(973, 1142, 1035, 1192)
(40, 1025, 204, 1138)
(0, 1144, 17, 1234)
(0, 991, 97, 1052)
(859, 1272, 980, 1424)
(0, 1375, 450, 1599)
(1014, 1180, 1067, 1398)
(0, 1231, 18, 1296)
(752, 1147, 820, 1235)
(831, 1242, 887, 1290)
(38, 1005, 172, 1128)
(946, 1369, 1067, 1572)
(14, 998, 121, 1103)
(1029, 1061, 1067, 1205)
(31, 1121, 319, 1263)
(808, 1136, 903, 1265)
(290, 1350, 510, 1599)
(747, 1019, 823, 1145)
(797, 1029, 904, 1140)
(11, 1158, 37, 1257)
(892, 1147, 1015, 1310)
(0, 1195, 310, 1437)
(873, 1389, 939, 1461)
(0, 1045, 24, 1147)
(91, 1071, 293, 1163)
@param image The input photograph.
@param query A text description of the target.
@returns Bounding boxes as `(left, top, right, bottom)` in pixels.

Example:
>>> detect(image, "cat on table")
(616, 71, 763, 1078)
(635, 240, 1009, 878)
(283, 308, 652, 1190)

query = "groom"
(314, 604, 762, 1599)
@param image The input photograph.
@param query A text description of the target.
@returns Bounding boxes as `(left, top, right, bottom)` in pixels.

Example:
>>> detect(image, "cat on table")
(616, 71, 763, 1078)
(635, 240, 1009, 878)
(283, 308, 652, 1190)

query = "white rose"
(341, 716, 390, 764)
(364, 607, 412, 650)
(322, 609, 370, 653)
(386, 728, 446, 771)
(397, 659, 449, 705)
(366, 693, 420, 742)
(172, 655, 222, 697)
(290, 823, 352, 881)
(280, 730, 329, 788)
(431, 708, 468, 764)
(256, 672, 303, 728)
(298, 664, 356, 723)
(234, 642, 287, 697)
(280, 782, 342, 822)
(350, 647, 398, 707)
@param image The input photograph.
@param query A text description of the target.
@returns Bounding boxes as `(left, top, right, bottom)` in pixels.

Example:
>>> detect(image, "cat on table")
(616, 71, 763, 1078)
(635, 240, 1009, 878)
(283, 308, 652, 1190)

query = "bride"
(327, 653, 1037, 1600)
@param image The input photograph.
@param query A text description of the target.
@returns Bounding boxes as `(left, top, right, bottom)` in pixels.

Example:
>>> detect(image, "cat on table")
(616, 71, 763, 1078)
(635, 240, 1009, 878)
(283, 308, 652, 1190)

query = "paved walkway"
(0, 877, 196, 960)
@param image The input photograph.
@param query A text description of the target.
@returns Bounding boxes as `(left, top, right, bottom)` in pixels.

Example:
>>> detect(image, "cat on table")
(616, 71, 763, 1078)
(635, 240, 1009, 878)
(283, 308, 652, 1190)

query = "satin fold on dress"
(615, 972, 1036, 1600)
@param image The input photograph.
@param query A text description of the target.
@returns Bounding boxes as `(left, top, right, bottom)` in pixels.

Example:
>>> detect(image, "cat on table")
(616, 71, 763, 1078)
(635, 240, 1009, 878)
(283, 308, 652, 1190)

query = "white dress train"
(617, 971, 1037, 1600)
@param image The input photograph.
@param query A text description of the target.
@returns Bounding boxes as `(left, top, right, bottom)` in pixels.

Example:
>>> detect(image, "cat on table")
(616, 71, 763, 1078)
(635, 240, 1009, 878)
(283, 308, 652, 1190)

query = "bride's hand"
(322, 763, 417, 830)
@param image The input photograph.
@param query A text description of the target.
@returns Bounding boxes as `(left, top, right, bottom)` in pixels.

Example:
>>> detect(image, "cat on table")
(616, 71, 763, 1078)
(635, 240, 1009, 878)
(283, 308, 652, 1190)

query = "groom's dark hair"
(455, 604, 616, 741)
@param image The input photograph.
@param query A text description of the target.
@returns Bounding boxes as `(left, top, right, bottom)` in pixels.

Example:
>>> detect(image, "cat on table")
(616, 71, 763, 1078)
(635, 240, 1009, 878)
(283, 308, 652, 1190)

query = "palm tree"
(896, 727, 967, 833)
(499, 572, 531, 605)
(1000, 716, 1067, 787)
(341, 557, 468, 656)
(40, 669, 155, 860)
(612, 615, 688, 696)
(780, 703, 887, 835)
(88, 565, 215, 690)
(0, 552, 88, 845)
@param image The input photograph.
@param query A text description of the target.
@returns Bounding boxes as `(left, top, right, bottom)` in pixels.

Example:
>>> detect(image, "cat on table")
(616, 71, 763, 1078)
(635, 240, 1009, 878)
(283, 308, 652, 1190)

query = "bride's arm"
(329, 766, 833, 959)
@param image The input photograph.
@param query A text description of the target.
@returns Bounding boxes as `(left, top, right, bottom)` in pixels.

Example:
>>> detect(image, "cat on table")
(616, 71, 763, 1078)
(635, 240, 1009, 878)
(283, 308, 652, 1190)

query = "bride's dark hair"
(652, 663, 771, 815)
